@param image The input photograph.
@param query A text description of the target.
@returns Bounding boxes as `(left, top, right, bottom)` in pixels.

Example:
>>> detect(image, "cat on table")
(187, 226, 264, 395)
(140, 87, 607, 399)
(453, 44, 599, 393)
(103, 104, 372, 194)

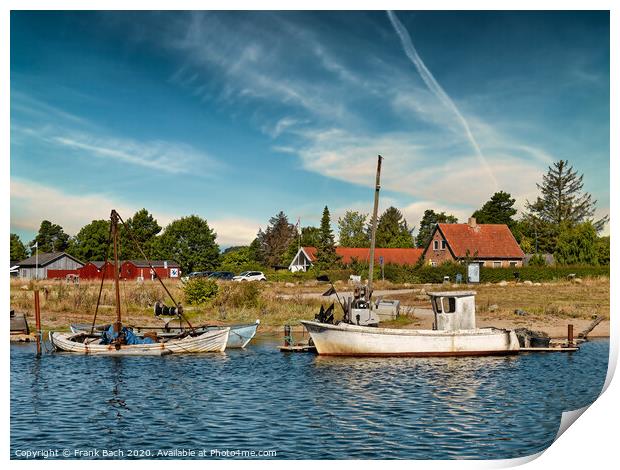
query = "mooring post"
(567, 324, 574, 347)
(34, 289, 42, 356)
(284, 325, 291, 347)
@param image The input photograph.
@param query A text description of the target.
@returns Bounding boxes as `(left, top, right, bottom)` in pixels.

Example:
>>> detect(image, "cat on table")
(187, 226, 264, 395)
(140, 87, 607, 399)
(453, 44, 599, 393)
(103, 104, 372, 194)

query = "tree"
(67, 219, 111, 262)
(255, 211, 297, 267)
(315, 206, 341, 269)
(375, 207, 415, 248)
(554, 222, 599, 265)
(155, 215, 220, 273)
(526, 160, 608, 230)
(338, 211, 369, 247)
(596, 236, 610, 266)
(219, 246, 262, 271)
(415, 210, 458, 248)
(29, 220, 70, 253)
(472, 191, 517, 228)
(10, 233, 28, 261)
(120, 208, 162, 259)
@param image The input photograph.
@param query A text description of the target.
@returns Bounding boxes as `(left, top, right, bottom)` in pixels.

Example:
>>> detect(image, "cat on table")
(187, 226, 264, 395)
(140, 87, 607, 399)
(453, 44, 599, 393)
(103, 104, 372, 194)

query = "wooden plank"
(520, 347, 579, 352)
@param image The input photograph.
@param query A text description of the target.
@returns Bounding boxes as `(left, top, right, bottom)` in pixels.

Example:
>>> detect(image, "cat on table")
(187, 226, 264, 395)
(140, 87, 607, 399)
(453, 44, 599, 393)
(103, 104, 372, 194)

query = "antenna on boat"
(367, 155, 383, 300)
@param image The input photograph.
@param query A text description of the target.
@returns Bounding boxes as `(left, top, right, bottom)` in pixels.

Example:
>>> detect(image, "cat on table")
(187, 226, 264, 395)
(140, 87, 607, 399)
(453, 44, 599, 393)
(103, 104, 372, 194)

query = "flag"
(322, 286, 337, 297)
(33, 242, 38, 249)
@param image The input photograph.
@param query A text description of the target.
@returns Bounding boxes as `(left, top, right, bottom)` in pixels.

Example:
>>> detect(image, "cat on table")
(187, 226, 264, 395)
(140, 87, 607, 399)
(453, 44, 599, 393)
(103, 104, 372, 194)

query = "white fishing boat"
(49, 209, 230, 356)
(301, 156, 519, 357)
(302, 291, 519, 357)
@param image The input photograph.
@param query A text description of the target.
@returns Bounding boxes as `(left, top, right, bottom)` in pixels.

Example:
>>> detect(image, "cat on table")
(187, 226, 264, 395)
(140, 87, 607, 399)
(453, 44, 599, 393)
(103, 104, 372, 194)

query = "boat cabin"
(428, 291, 477, 331)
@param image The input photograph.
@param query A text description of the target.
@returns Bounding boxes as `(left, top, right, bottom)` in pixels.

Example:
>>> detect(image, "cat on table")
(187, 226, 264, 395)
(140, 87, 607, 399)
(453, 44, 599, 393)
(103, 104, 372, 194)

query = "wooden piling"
(34, 290, 42, 356)
(567, 324, 574, 347)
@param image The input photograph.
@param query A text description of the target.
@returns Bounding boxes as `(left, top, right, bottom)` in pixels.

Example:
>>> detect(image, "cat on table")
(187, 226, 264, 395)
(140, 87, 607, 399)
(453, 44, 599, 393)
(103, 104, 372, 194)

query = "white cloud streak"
(387, 11, 498, 189)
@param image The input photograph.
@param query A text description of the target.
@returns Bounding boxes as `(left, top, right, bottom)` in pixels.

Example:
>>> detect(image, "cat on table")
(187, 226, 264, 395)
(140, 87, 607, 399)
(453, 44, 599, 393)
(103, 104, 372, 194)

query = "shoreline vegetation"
(10, 275, 609, 340)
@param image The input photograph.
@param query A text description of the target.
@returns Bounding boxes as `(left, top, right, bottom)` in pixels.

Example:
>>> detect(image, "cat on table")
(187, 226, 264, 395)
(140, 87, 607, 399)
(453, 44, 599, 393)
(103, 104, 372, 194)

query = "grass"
(10, 275, 609, 332)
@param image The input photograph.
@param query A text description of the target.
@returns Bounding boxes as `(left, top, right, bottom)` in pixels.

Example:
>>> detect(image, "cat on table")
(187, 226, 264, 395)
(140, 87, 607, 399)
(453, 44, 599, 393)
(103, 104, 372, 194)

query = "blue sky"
(10, 11, 610, 247)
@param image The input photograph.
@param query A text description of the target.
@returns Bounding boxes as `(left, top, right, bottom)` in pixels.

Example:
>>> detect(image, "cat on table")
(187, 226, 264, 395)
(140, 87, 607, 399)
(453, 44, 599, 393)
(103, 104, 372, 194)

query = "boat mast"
(367, 155, 383, 299)
(111, 210, 122, 334)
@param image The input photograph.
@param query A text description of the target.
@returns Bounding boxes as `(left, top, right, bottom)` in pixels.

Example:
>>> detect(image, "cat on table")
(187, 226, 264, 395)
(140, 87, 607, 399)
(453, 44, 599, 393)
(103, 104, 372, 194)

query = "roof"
(301, 246, 423, 265)
(89, 261, 108, 268)
(123, 260, 180, 268)
(435, 223, 524, 259)
(18, 252, 85, 267)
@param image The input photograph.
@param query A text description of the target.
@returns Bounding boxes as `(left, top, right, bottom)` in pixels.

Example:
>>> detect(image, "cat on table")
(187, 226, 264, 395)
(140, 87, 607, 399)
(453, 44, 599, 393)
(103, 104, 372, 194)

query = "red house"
(120, 260, 181, 280)
(78, 261, 116, 280)
(422, 218, 525, 268)
(289, 246, 424, 272)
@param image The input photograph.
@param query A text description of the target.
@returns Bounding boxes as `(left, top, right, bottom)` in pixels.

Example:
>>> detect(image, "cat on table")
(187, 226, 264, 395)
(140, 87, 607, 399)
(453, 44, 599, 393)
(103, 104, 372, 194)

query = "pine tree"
(315, 206, 341, 269)
(525, 160, 608, 251)
(29, 220, 70, 254)
(338, 211, 369, 247)
(415, 210, 458, 248)
(256, 211, 296, 267)
(10, 233, 28, 261)
(472, 191, 517, 228)
(526, 160, 607, 229)
(374, 207, 415, 248)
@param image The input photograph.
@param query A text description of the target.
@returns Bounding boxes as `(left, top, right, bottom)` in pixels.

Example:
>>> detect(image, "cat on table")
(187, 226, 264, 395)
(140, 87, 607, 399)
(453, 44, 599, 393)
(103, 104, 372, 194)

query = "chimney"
(468, 217, 477, 228)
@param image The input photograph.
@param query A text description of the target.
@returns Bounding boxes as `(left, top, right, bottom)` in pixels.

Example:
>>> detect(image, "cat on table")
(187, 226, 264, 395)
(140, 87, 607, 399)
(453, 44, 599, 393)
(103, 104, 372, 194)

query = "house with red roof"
(422, 217, 525, 268)
(289, 246, 424, 272)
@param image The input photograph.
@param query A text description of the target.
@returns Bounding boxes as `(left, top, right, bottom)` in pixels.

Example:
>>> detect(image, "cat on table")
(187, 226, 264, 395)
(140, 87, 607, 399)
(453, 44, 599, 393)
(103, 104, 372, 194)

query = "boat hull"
(70, 320, 259, 349)
(301, 321, 520, 357)
(49, 328, 230, 355)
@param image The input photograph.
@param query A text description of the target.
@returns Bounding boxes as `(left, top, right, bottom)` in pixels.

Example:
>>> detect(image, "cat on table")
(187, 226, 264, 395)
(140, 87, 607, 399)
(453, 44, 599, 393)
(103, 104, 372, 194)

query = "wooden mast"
(111, 210, 122, 335)
(367, 155, 383, 298)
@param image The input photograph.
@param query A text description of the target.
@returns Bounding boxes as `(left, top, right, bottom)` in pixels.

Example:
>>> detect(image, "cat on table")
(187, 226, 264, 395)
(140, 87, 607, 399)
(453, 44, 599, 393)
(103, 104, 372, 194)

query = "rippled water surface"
(11, 337, 608, 459)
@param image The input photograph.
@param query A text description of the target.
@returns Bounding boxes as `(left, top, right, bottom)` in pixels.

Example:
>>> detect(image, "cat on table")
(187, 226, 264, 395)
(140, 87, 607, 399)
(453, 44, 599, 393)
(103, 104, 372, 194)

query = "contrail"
(387, 11, 497, 188)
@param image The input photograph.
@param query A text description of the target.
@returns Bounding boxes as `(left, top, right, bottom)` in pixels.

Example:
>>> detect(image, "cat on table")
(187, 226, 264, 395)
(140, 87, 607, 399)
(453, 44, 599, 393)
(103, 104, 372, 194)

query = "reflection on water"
(11, 338, 608, 459)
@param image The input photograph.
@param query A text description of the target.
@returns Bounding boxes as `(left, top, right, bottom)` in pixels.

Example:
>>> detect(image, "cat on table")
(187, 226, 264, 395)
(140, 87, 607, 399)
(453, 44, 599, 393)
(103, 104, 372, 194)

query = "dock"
(520, 346, 579, 353)
(279, 344, 317, 353)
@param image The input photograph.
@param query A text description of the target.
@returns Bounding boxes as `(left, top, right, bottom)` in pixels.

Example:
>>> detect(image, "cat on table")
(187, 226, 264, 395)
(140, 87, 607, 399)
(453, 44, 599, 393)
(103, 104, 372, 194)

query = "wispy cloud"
(51, 133, 218, 175)
(11, 93, 221, 175)
(386, 11, 497, 188)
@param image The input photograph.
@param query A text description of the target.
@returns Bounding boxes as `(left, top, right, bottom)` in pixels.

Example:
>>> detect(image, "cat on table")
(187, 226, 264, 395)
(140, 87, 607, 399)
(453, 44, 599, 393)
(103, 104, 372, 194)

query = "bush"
(183, 278, 219, 305)
(215, 282, 262, 308)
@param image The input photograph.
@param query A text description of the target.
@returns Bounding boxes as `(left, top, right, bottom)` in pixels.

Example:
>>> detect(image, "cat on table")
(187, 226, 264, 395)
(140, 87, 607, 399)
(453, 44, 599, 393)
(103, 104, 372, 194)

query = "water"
(11, 337, 608, 460)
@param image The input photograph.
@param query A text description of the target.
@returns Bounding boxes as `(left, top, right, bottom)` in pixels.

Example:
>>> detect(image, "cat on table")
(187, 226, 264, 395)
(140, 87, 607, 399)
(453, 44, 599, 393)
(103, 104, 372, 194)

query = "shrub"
(215, 282, 262, 308)
(183, 278, 219, 305)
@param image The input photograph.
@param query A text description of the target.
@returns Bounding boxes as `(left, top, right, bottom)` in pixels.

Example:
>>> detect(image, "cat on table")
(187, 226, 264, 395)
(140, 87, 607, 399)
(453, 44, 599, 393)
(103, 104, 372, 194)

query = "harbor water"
(11, 336, 609, 459)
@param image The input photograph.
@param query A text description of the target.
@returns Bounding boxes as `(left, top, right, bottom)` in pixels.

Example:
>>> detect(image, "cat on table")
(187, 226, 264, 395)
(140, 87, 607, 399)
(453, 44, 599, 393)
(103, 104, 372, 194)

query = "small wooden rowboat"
(70, 319, 260, 349)
(49, 328, 230, 355)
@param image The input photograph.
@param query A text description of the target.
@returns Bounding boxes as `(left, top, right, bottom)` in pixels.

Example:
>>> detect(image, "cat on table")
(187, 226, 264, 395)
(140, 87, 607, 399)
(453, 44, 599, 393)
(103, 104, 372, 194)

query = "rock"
(498, 280, 508, 287)
(514, 309, 528, 316)
(534, 282, 542, 286)
(523, 280, 533, 286)
(284, 282, 295, 288)
(574, 278, 583, 284)
(20, 285, 29, 290)
(489, 304, 499, 312)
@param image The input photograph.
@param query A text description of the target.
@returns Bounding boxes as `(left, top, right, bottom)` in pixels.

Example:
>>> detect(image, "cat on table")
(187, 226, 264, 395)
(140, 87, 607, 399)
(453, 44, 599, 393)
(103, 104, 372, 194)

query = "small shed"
(78, 261, 116, 280)
(120, 260, 181, 280)
(17, 252, 85, 280)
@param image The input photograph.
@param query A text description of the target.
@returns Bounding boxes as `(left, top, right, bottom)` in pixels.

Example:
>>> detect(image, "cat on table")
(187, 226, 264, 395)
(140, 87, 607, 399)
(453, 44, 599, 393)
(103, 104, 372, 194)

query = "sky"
(10, 11, 610, 248)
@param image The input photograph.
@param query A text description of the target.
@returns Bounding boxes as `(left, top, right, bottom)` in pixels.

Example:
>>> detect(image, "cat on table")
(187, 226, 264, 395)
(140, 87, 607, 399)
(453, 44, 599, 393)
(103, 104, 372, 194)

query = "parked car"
(208, 271, 235, 281)
(232, 271, 267, 282)
(181, 271, 212, 282)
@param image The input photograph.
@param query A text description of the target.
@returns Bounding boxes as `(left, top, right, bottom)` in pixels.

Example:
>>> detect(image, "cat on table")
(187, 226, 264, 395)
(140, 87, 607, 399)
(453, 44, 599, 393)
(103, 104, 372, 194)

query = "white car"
(233, 271, 267, 282)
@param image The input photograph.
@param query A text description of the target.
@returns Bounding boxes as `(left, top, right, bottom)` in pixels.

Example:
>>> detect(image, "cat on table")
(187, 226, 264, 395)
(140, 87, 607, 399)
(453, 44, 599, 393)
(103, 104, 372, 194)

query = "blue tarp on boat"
(100, 325, 155, 345)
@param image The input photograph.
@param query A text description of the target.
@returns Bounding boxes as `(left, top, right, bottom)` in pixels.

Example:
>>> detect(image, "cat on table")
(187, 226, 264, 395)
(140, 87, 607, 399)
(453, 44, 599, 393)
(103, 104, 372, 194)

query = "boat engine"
(346, 285, 380, 327)
(153, 300, 183, 317)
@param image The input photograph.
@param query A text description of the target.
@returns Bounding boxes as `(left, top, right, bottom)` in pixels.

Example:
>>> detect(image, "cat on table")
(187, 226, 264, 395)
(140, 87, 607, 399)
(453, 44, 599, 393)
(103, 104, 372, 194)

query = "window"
(433, 240, 439, 250)
(493, 261, 502, 268)
(441, 240, 447, 250)
(433, 297, 443, 313)
(442, 297, 456, 313)
(509, 261, 518, 267)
